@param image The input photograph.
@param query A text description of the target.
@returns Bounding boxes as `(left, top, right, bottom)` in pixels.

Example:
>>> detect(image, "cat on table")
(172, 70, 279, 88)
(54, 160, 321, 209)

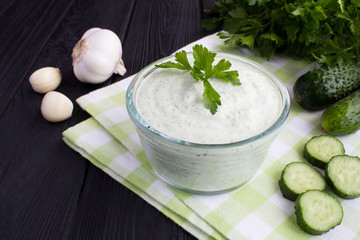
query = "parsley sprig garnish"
(155, 44, 240, 115)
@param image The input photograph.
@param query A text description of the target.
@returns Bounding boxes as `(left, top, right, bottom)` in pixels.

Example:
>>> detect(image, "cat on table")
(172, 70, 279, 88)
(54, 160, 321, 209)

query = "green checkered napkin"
(63, 34, 360, 240)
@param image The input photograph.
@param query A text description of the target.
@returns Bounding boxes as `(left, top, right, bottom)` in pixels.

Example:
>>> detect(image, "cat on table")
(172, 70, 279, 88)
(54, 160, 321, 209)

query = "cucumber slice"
(295, 190, 343, 235)
(279, 162, 326, 201)
(326, 155, 360, 199)
(304, 135, 345, 169)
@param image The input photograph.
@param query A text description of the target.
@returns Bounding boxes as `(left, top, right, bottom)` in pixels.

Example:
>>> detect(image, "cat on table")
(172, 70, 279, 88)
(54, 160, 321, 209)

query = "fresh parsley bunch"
(202, 0, 360, 65)
(155, 44, 240, 114)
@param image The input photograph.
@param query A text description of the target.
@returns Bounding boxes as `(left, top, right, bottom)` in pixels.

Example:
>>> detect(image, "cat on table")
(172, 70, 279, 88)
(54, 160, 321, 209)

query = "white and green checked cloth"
(63, 33, 360, 240)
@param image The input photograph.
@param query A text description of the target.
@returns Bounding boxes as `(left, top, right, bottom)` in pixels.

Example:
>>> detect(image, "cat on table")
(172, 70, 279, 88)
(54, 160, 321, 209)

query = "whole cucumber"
(321, 89, 360, 135)
(294, 63, 360, 110)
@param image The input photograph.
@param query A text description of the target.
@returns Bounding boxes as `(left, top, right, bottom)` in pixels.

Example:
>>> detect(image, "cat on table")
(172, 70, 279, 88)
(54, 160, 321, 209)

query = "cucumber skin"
(279, 179, 297, 201)
(303, 146, 327, 169)
(278, 162, 299, 201)
(294, 71, 334, 110)
(279, 162, 326, 201)
(321, 89, 360, 135)
(303, 135, 345, 169)
(325, 155, 360, 199)
(294, 63, 360, 111)
(295, 190, 343, 235)
(279, 173, 298, 201)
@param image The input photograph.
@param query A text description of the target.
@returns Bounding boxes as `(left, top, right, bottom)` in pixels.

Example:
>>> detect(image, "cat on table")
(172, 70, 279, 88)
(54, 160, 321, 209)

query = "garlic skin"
(41, 91, 73, 122)
(29, 67, 61, 93)
(72, 28, 126, 84)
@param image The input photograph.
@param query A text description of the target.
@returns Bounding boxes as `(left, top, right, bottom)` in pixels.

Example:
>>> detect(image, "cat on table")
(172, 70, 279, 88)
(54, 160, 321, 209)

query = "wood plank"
(0, 0, 216, 239)
(0, 0, 75, 115)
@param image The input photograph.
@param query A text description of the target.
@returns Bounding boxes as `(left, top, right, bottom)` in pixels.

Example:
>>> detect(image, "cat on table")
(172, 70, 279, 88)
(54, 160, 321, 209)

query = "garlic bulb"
(71, 28, 126, 84)
(29, 67, 61, 93)
(41, 91, 73, 122)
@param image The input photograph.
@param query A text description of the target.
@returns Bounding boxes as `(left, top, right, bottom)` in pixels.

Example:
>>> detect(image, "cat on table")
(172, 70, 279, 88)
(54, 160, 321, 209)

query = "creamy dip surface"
(135, 57, 283, 144)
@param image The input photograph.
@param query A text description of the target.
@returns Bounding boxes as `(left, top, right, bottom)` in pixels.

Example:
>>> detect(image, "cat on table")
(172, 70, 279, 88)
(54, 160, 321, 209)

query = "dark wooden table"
(0, 1, 216, 239)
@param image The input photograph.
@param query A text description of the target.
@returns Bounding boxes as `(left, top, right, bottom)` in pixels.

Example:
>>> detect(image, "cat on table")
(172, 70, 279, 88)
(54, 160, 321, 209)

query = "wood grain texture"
(0, 0, 75, 115)
(0, 0, 216, 239)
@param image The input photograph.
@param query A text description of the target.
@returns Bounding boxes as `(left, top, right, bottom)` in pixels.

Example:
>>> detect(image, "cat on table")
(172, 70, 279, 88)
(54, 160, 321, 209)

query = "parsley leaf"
(174, 51, 192, 70)
(214, 59, 241, 85)
(158, 50, 191, 70)
(155, 44, 240, 114)
(203, 80, 221, 115)
(192, 44, 216, 78)
(202, 0, 360, 65)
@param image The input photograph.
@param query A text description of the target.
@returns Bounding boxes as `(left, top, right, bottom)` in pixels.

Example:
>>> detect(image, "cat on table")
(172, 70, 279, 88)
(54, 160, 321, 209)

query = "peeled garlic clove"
(72, 28, 126, 84)
(29, 67, 62, 93)
(41, 91, 73, 122)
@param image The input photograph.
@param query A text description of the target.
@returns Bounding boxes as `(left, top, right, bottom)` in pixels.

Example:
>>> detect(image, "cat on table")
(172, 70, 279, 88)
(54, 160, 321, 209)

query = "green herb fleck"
(155, 44, 240, 114)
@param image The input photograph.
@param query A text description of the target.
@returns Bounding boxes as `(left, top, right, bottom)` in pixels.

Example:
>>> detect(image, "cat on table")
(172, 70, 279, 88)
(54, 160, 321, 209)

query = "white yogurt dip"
(135, 56, 282, 144)
(127, 53, 290, 193)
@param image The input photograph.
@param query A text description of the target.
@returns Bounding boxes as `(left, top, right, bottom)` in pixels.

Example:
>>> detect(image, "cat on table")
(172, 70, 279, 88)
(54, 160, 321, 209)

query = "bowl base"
(153, 170, 250, 195)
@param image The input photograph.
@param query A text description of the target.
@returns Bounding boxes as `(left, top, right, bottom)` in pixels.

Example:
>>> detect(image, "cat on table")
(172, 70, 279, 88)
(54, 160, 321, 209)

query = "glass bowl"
(126, 53, 290, 195)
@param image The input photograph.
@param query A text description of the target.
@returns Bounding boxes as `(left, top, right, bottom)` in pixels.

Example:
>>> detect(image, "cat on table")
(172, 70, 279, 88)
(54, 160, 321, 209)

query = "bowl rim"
(126, 52, 291, 148)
